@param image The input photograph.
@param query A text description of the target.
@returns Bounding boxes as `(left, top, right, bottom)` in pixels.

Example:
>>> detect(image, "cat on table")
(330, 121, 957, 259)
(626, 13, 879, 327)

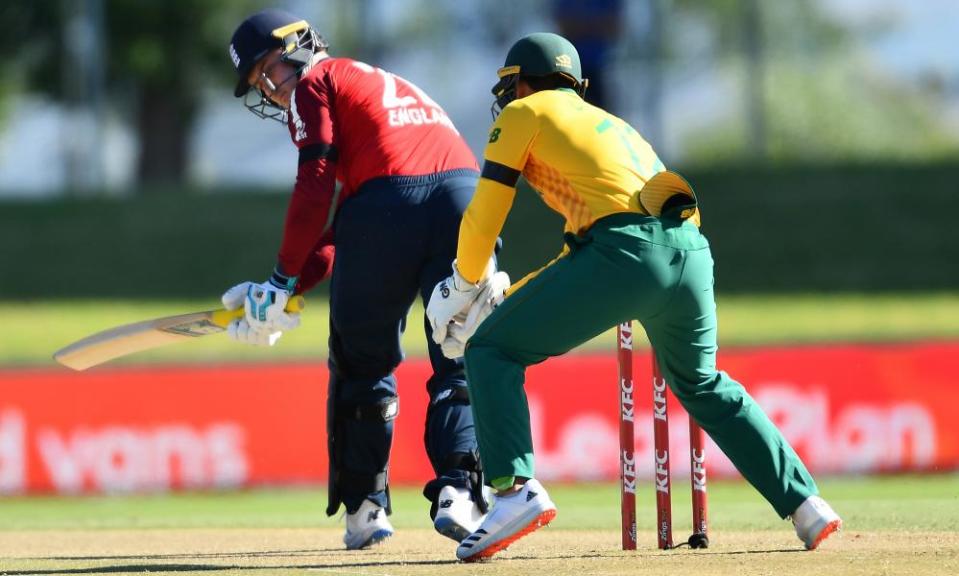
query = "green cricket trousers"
(464, 212, 817, 518)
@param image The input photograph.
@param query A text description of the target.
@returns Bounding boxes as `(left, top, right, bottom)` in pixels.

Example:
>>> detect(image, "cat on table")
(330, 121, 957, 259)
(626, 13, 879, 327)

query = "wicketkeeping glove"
(427, 259, 495, 345)
(463, 271, 510, 333)
(438, 271, 510, 359)
(439, 312, 470, 359)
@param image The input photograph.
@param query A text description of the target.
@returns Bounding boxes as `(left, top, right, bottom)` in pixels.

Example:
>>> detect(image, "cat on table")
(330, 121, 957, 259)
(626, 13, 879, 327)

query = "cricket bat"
(53, 296, 305, 371)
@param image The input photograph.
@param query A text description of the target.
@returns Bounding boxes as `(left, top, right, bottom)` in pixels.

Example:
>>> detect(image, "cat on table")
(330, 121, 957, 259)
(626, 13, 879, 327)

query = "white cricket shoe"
(433, 486, 489, 542)
(456, 479, 557, 562)
(343, 499, 394, 550)
(791, 495, 842, 550)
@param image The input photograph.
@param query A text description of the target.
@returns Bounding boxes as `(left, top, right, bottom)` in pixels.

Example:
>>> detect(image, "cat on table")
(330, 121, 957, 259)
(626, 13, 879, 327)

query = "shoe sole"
(459, 509, 556, 562)
(434, 518, 473, 543)
(345, 529, 393, 550)
(807, 519, 842, 550)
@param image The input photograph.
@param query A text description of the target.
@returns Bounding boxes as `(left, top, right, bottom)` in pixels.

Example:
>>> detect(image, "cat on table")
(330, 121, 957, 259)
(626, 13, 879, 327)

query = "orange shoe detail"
(807, 518, 842, 550)
(461, 509, 557, 562)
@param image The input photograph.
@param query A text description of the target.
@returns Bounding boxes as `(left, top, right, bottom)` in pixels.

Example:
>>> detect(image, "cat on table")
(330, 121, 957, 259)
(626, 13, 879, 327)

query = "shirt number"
(351, 61, 456, 133)
(351, 61, 440, 109)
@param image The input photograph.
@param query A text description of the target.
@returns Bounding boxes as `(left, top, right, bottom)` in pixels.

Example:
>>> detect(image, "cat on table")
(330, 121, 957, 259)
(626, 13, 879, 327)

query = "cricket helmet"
(229, 9, 328, 119)
(491, 32, 588, 116)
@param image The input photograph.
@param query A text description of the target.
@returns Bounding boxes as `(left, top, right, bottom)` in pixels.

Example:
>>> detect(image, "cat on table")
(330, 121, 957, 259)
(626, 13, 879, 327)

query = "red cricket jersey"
(277, 57, 478, 291)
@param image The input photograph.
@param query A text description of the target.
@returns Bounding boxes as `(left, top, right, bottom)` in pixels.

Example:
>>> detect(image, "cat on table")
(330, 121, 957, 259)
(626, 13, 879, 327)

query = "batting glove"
(227, 318, 283, 347)
(221, 281, 254, 311)
(244, 282, 300, 331)
(221, 271, 301, 333)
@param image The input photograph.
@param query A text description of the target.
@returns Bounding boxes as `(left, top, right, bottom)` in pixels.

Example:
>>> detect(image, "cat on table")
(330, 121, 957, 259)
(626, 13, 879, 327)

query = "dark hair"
(520, 73, 579, 92)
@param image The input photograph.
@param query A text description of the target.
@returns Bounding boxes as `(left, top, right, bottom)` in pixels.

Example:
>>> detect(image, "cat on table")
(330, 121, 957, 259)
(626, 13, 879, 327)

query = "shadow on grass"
(36, 548, 342, 561)
(0, 558, 457, 575)
(8, 547, 805, 574)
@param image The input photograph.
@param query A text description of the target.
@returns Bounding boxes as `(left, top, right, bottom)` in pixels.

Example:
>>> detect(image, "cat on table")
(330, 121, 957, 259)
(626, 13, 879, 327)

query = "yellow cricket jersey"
(457, 88, 670, 283)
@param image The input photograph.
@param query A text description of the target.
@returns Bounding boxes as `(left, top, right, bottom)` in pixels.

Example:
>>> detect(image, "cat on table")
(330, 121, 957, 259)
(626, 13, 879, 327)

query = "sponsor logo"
(655, 449, 670, 494)
(555, 54, 572, 68)
(432, 389, 452, 405)
(620, 377, 634, 422)
(621, 449, 636, 494)
(382, 401, 399, 420)
(618, 322, 633, 350)
(289, 91, 307, 141)
(440, 281, 450, 298)
(229, 44, 241, 69)
(439, 499, 453, 509)
(659, 520, 671, 544)
(0, 409, 249, 494)
(652, 377, 667, 422)
(691, 448, 707, 492)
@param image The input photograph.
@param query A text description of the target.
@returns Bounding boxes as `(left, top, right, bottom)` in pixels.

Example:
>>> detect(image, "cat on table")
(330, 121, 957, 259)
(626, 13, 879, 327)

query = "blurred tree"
(669, 0, 956, 164)
(9, 0, 258, 190)
(0, 3, 50, 126)
(671, 0, 846, 161)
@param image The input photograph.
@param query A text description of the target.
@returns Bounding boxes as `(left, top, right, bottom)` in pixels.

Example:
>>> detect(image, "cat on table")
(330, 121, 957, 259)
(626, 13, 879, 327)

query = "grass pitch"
(1, 476, 956, 575)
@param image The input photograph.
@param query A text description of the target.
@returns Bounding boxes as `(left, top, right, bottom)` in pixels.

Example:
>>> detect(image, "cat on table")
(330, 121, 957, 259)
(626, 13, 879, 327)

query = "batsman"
(426, 32, 843, 561)
(221, 9, 507, 550)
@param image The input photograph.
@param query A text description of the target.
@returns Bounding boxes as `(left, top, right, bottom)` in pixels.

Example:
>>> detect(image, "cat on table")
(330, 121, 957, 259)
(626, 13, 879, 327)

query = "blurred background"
(0, 0, 957, 500)
(1, 0, 958, 297)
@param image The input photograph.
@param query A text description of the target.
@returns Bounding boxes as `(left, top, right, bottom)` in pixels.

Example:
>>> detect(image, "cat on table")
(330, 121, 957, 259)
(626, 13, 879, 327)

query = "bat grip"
(286, 295, 306, 313)
(225, 294, 306, 321)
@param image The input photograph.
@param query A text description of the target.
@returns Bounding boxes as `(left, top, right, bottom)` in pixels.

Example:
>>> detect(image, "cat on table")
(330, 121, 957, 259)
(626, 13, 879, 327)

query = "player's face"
(248, 49, 297, 109)
(516, 79, 533, 99)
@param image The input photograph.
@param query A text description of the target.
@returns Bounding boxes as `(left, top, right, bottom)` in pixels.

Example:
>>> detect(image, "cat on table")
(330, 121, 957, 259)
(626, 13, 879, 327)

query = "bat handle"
(224, 294, 306, 321)
(286, 295, 306, 312)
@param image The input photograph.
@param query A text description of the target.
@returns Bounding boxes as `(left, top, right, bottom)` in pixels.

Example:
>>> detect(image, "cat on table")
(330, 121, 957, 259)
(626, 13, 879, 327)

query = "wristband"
(269, 265, 298, 294)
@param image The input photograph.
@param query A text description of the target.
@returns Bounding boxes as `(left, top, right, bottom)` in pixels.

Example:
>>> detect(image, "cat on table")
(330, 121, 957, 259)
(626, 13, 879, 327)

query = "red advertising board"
(0, 341, 956, 494)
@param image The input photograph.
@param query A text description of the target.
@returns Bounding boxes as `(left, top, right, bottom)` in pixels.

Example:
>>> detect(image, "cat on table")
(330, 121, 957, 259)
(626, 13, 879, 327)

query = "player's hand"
(227, 318, 283, 347)
(440, 318, 471, 359)
(438, 272, 510, 359)
(221, 281, 254, 311)
(427, 260, 490, 345)
(464, 271, 510, 333)
(221, 280, 301, 332)
(245, 281, 301, 332)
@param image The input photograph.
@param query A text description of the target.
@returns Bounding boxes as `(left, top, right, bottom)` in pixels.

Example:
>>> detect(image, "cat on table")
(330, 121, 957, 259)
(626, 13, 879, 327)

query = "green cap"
(498, 32, 583, 84)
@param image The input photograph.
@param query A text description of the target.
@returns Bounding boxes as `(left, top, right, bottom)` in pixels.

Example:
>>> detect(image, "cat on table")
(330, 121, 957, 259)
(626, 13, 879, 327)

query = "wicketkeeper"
(426, 32, 842, 561)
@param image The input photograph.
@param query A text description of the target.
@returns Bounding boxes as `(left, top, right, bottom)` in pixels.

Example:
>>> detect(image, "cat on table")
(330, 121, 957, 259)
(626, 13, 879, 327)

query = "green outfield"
(0, 476, 956, 575)
(4, 292, 959, 368)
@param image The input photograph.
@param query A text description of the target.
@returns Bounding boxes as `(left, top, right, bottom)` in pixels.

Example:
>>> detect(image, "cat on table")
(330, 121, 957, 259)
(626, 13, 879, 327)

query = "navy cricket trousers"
(325, 168, 481, 515)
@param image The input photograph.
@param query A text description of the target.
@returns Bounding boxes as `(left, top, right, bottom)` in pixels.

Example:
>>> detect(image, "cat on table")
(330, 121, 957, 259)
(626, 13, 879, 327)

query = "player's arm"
(294, 229, 335, 293)
(273, 75, 340, 290)
(456, 102, 538, 283)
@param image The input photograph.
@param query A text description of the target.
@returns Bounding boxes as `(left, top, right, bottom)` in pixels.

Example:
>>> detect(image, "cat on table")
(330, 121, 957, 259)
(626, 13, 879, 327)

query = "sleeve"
(276, 73, 341, 279)
(293, 229, 335, 294)
(456, 101, 538, 283)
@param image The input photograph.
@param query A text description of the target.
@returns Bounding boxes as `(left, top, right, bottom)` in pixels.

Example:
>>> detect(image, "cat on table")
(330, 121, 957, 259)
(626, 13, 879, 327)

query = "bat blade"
(53, 296, 305, 371)
(53, 308, 241, 371)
